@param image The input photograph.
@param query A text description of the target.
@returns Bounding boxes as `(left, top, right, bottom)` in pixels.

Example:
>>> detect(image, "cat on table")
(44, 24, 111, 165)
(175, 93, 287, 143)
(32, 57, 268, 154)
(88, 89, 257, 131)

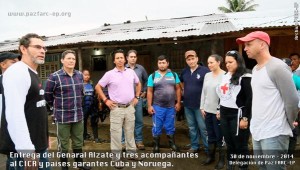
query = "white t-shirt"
(251, 57, 298, 141)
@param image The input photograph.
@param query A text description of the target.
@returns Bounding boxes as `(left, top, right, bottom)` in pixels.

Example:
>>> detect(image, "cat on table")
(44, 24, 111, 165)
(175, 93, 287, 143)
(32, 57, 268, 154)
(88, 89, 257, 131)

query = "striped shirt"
(44, 68, 84, 123)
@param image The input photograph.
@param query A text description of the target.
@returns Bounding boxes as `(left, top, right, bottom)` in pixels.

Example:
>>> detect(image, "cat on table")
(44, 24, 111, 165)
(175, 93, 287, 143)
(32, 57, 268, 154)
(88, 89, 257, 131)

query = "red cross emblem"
(221, 83, 229, 94)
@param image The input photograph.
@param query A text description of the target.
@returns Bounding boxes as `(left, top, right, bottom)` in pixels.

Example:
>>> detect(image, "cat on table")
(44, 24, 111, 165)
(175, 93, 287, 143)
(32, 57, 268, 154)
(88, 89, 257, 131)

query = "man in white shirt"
(237, 31, 299, 170)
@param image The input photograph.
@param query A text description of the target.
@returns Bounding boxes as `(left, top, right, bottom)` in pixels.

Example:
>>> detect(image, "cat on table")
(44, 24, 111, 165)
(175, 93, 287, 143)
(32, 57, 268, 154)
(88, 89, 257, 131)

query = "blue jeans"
(122, 99, 144, 143)
(184, 107, 208, 152)
(6, 150, 51, 170)
(152, 105, 176, 136)
(252, 135, 289, 170)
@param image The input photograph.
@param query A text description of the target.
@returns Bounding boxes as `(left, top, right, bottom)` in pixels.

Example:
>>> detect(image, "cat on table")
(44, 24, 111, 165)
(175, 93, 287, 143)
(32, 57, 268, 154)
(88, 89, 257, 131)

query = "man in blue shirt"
(180, 50, 209, 155)
(147, 55, 181, 153)
(122, 49, 148, 150)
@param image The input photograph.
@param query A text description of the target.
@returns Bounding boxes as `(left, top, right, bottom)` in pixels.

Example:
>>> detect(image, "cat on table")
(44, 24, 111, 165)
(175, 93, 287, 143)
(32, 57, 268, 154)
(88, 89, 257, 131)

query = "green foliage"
(218, 0, 259, 13)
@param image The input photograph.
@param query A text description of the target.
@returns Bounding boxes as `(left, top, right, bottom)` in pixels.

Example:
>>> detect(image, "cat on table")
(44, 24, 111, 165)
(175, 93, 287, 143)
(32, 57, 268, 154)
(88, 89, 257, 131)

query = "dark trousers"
(83, 107, 90, 138)
(83, 106, 99, 138)
(205, 112, 223, 146)
(220, 106, 250, 168)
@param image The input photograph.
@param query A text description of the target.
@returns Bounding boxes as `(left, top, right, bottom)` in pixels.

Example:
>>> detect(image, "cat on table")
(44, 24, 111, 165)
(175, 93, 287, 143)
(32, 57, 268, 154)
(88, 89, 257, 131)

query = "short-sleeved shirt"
(180, 66, 210, 108)
(147, 70, 180, 107)
(125, 64, 148, 92)
(98, 67, 139, 104)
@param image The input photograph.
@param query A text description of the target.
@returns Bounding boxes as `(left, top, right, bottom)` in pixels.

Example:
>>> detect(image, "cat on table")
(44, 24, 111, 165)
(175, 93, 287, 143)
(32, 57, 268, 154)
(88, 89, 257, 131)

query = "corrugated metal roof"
(0, 9, 297, 52)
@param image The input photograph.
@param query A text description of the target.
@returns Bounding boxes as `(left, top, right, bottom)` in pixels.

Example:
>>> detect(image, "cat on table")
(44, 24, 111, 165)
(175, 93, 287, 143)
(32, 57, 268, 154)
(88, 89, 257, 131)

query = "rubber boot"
(153, 136, 160, 153)
(60, 157, 68, 170)
(73, 149, 92, 170)
(167, 135, 180, 152)
(215, 146, 225, 169)
(202, 143, 216, 165)
(92, 126, 98, 139)
(92, 126, 101, 143)
(60, 150, 69, 170)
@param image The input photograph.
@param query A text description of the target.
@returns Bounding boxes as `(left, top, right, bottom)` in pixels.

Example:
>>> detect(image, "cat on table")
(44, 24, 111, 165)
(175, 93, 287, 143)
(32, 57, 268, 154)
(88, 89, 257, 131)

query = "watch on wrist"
(242, 117, 248, 122)
(135, 96, 140, 99)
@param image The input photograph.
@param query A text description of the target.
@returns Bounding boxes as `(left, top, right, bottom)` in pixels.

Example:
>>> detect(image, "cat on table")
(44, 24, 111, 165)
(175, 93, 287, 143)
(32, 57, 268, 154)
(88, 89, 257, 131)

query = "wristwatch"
(135, 96, 140, 99)
(242, 117, 248, 122)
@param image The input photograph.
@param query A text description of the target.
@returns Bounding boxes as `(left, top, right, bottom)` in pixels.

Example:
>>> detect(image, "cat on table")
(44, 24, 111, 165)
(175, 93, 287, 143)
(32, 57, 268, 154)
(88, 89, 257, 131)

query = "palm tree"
(218, 0, 259, 13)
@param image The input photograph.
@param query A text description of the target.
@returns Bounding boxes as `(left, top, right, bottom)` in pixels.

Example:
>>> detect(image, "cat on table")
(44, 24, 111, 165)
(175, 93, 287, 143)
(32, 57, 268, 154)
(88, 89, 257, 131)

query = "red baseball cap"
(236, 31, 270, 46)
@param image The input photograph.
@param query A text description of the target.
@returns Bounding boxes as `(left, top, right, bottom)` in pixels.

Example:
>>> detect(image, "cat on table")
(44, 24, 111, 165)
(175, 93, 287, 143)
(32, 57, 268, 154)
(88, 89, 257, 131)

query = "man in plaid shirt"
(45, 50, 91, 170)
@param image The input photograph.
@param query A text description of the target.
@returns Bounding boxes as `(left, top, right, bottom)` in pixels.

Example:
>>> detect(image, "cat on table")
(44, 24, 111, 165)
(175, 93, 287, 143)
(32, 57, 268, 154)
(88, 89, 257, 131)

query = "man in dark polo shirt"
(180, 50, 209, 154)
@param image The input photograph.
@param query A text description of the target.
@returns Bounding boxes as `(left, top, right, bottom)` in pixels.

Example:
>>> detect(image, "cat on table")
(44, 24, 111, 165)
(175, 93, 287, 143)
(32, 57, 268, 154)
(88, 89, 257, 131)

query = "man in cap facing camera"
(237, 31, 299, 170)
(0, 52, 20, 72)
(0, 52, 20, 73)
(180, 50, 209, 156)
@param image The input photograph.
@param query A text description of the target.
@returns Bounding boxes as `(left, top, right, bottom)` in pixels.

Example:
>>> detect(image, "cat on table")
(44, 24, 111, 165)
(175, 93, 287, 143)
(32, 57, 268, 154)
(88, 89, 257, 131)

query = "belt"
(117, 103, 131, 108)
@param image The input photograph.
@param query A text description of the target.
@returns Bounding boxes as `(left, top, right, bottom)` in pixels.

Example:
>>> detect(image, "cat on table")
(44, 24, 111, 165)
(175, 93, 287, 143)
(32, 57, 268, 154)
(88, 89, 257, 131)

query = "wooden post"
(78, 47, 82, 71)
(239, 44, 243, 54)
(211, 40, 217, 54)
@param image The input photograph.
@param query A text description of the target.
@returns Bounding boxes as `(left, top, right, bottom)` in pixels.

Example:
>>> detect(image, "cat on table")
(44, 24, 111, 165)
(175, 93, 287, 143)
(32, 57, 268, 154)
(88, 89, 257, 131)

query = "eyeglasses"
(28, 45, 47, 52)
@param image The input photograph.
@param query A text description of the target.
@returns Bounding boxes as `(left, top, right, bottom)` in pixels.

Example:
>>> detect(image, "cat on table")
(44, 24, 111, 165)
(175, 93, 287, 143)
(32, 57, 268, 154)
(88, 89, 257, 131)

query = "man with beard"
(0, 33, 50, 170)
(147, 55, 181, 153)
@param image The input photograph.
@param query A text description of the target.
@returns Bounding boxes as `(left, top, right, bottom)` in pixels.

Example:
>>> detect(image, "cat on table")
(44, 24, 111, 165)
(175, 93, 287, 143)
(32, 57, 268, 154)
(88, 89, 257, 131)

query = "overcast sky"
(0, 0, 298, 41)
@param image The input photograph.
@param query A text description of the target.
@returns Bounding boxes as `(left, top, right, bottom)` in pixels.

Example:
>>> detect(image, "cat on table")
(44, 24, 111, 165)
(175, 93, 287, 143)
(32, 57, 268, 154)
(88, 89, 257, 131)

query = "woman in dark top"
(216, 50, 252, 170)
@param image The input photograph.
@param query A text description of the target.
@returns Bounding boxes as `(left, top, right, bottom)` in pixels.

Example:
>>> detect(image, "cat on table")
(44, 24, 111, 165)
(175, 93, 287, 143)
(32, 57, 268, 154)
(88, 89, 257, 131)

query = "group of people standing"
(0, 30, 299, 170)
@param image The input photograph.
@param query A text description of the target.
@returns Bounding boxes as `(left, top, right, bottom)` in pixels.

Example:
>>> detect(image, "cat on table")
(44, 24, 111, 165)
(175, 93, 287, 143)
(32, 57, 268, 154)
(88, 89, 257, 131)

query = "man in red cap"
(236, 31, 299, 170)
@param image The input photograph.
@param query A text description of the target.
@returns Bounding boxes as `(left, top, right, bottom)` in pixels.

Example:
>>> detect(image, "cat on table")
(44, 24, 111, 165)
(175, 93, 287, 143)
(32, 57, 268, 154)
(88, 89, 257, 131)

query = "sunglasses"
(226, 50, 239, 56)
